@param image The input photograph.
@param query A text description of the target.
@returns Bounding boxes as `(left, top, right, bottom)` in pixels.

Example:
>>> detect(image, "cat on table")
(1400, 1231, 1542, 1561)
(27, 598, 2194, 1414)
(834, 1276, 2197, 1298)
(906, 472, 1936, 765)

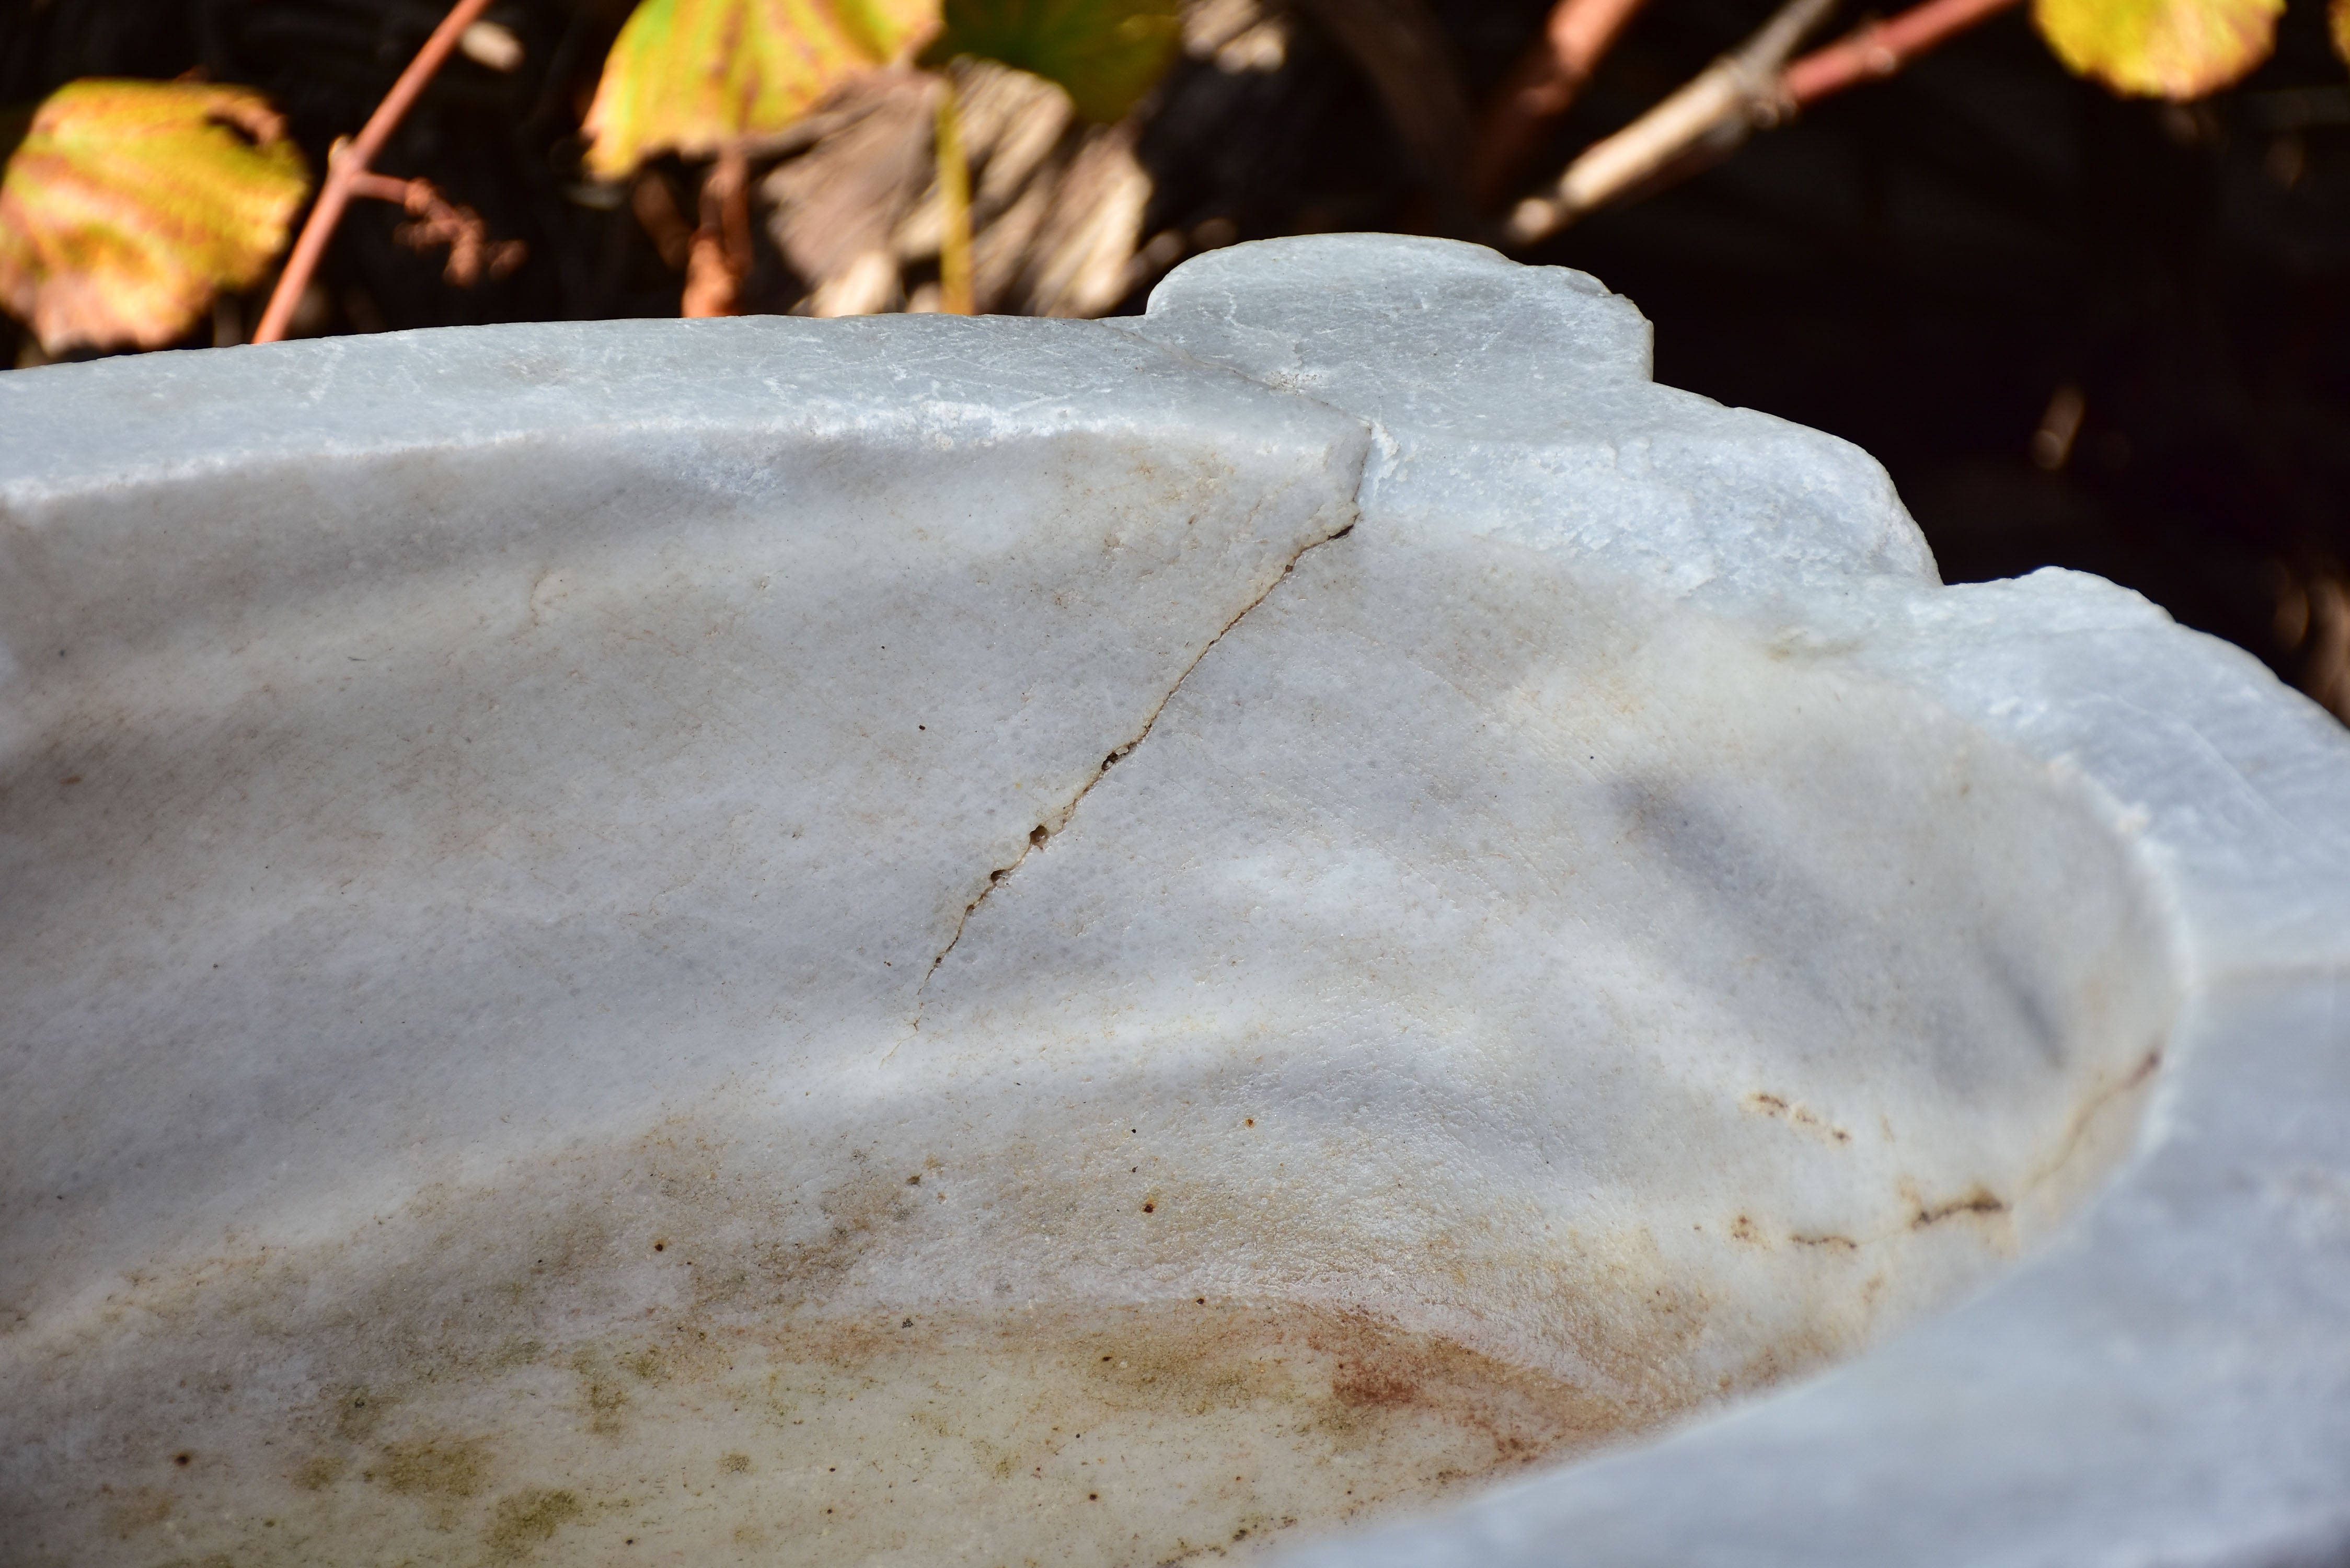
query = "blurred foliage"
(581, 0, 1184, 174)
(2036, 0, 2284, 96)
(583, 0, 937, 177)
(0, 78, 307, 352)
(925, 0, 1183, 120)
(1539, 0, 2350, 725)
(578, 0, 1183, 315)
(2, 0, 2344, 343)
(0, 0, 2343, 720)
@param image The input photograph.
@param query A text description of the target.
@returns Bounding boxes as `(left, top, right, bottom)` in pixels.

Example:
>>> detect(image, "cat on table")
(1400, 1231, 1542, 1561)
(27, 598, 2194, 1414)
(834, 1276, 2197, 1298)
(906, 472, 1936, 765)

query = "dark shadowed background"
(5, 0, 2345, 719)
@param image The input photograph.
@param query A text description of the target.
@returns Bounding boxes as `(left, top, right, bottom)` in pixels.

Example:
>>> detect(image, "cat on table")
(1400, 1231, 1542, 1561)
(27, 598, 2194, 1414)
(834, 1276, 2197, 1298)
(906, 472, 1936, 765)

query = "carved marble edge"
(4, 235, 2345, 1567)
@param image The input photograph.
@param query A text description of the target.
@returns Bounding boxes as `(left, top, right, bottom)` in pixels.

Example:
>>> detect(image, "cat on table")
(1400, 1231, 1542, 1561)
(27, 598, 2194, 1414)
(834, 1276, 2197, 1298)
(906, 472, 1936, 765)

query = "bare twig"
(1471, 0, 1655, 208)
(344, 171, 526, 287)
(1506, 0, 1837, 244)
(2311, 574, 2350, 722)
(1505, 0, 2028, 243)
(2270, 561, 2350, 724)
(630, 173, 696, 271)
(1781, 0, 2023, 105)
(254, 0, 493, 342)
(682, 147, 753, 318)
(936, 75, 974, 315)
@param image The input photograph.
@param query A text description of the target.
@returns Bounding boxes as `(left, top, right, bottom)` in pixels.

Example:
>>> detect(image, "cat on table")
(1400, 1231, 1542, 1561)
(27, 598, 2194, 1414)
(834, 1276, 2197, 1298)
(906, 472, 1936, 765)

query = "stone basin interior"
(0, 313, 2176, 1568)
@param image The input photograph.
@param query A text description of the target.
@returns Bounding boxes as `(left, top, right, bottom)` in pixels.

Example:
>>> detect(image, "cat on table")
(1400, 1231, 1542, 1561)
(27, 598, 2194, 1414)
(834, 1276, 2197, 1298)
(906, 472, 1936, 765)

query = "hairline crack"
(898, 513, 1361, 1036)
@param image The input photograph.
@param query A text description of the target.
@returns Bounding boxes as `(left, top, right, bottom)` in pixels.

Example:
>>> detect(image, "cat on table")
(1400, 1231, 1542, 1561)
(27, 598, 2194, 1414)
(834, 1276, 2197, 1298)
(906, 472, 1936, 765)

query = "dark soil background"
(5, 0, 2346, 718)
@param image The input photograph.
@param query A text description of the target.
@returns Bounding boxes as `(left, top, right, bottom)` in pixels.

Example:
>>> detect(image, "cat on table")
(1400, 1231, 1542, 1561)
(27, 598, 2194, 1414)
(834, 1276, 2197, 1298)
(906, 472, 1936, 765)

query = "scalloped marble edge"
(1120, 237, 2350, 1568)
(3, 235, 2345, 1566)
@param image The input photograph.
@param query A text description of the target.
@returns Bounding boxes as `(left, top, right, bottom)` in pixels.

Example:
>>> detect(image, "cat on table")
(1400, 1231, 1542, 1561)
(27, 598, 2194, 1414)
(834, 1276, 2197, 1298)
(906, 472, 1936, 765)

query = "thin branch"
(1471, 0, 1656, 209)
(936, 73, 974, 316)
(1506, 0, 1837, 244)
(1504, 0, 2026, 244)
(630, 173, 696, 271)
(681, 147, 753, 318)
(253, 0, 493, 343)
(344, 171, 417, 205)
(1781, 0, 2023, 105)
(347, 171, 526, 287)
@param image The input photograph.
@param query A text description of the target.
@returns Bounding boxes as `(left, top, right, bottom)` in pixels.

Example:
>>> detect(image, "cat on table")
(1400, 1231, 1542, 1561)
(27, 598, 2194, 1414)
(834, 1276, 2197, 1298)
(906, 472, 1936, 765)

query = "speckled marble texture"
(3, 237, 2345, 1568)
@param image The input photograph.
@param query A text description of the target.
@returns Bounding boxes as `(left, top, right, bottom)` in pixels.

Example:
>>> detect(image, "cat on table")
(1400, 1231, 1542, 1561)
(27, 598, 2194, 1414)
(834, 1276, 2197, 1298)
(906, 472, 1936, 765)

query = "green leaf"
(924, 0, 1181, 122)
(0, 79, 308, 353)
(584, 0, 941, 179)
(2033, 0, 2281, 99)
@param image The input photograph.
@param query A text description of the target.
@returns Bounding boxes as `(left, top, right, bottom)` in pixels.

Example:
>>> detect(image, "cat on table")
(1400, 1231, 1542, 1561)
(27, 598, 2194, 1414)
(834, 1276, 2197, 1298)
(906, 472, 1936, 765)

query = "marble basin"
(4, 236, 2347, 1568)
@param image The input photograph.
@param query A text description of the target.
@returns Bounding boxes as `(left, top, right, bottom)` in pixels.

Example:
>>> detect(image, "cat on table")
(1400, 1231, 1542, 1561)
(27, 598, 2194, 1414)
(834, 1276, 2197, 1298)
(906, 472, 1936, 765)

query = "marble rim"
(1128, 236, 2350, 1568)
(4, 234, 2345, 1567)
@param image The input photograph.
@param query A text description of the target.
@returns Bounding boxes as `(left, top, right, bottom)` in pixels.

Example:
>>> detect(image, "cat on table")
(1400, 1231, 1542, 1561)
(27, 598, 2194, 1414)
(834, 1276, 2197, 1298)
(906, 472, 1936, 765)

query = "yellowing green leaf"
(2033, 0, 2281, 99)
(0, 79, 308, 353)
(925, 0, 1180, 122)
(583, 0, 941, 179)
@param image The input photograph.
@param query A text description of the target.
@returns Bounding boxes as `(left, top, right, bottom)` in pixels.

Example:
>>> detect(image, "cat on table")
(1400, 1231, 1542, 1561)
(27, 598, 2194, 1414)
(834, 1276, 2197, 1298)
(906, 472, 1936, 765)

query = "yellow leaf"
(926, 0, 1180, 122)
(2033, 0, 2281, 99)
(0, 79, 308, 354)
(2333, 0, 2350, 70)
(583, 0, 941, 180)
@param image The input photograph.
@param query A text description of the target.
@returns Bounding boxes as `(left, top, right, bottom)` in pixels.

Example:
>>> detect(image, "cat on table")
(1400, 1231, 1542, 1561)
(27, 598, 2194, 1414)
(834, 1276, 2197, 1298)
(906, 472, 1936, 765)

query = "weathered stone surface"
(1, 237, 2344, 1568)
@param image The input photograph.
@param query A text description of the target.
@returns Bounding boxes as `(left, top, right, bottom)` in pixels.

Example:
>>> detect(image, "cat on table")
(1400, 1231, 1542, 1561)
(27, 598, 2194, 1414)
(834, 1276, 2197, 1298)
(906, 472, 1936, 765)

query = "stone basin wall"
(3, 237, 2346, 1568)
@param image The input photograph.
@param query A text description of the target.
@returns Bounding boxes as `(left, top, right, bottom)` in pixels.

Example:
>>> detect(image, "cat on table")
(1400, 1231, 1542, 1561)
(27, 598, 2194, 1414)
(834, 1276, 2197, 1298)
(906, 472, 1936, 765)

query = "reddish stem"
(1507, 0, 2024, 244)
(253, 0, 494, 343)
(344, 171, 419, 206)
(1471, 0, 1654, 207)
(681, 148, 753, 319)
(341, 170, 524, 287)
(1780, 0, 2023, 106)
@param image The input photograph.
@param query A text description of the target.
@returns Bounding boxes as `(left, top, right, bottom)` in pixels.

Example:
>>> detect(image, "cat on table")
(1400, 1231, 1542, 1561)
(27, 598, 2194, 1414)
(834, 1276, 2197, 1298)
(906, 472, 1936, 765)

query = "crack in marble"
(901, 516, 1361, 1031)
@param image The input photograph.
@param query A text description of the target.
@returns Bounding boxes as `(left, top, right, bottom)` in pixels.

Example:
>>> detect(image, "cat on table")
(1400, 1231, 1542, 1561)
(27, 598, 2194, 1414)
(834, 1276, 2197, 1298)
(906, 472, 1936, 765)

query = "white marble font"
(3, 237, 2346, 1567)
